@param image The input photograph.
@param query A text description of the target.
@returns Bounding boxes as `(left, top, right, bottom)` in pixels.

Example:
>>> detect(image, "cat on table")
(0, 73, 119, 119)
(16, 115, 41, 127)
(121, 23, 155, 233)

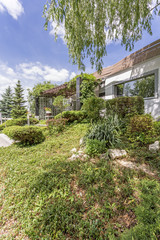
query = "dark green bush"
(3, 126, 45, 145)
(46, 118, 67, 133)
(82, 96, 105, 121)
(106, 96, 144, 119)
(154, 121, 160, 136)
(85, 115, 121, 147)
(54, 111, 86, 123)
(127, 115, 155, 144)
(85, 139, 106, 157)
(0, 118, 39, 131)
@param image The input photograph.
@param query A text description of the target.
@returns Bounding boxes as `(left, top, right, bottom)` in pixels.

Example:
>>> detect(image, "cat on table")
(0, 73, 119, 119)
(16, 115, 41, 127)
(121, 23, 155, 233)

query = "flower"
(44, 107, 51, 112)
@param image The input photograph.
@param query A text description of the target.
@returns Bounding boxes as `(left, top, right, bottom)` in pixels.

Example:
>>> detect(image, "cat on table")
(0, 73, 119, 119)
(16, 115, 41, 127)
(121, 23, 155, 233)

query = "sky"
(0, 0, 159, 100)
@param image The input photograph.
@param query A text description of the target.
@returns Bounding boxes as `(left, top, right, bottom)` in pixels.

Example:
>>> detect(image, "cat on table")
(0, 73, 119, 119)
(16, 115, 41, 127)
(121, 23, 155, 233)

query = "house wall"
(104, 55, 160, 118)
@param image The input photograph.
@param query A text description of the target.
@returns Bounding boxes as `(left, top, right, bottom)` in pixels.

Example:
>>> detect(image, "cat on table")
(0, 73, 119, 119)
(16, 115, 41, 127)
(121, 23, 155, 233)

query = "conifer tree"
(0, 86, 13, 118)
(11, 80, 27, 119)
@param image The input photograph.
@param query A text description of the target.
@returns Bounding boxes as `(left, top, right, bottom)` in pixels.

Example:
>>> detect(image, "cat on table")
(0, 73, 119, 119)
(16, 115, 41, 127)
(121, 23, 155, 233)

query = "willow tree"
(43, 0, 160, 72)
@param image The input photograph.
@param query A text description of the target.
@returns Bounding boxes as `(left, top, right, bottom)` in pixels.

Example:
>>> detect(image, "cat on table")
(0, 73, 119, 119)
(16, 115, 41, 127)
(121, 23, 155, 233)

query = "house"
(93, 39, 160, 118)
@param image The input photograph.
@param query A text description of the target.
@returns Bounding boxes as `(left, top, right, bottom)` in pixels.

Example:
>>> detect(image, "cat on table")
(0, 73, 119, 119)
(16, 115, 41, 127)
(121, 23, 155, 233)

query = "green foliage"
(53, 95, 68, 112)
(85, 139, 106, 157)
(127, 115, 155, 144)
(28, 81, 55, 113)
(3, 126, 45, 145)
(55, 110, 86, 123)
(85, 115, 121, 147)
(43, 0, 159, 72)
(46, 118, 67, 133)
(11, 80, 27, 119)
(0, 86, 13, 118)
(0, 118, 39, 131)
(80, 75, 98, 103)
(82, 97, 105, 121)
(106, 96, 144, 119)
(121, 180, 160, 240)
(154, 121, 160, 136)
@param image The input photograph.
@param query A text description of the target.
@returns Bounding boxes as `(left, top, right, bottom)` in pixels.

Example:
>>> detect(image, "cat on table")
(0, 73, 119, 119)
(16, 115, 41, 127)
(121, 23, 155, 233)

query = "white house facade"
(94, 39, 160, 119)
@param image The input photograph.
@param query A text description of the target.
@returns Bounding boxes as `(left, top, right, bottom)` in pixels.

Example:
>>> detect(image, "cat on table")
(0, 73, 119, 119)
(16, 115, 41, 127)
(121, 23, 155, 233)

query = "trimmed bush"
(85, 139, 106, 157)
(82, 96, 105, 121)
(106, 96, 144, 119)
(3, 126, 45, 145)
(0, 118, 39, 131)
(54, 111, 86, 123)
(46, 118, 67, 133)
(127, 115, 155, 144)
(85, 115, 121, 147)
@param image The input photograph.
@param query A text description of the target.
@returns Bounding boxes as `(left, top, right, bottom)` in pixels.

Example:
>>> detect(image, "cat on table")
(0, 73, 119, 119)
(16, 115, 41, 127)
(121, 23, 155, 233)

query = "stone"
(0, 133, 14, 148)
(100, 153, 109, 160)
(108, 149, 127, 160)
(78, 150, 84, 156)
(79, 138, 84, 145)
(149, 141, 159, 152)
(71, 148, 77, 153)
(69, 154, 79, 161)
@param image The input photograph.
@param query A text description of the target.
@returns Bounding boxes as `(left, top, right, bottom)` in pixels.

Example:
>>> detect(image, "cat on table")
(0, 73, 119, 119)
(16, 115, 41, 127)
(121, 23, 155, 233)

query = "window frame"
(114, 69, 159, 100)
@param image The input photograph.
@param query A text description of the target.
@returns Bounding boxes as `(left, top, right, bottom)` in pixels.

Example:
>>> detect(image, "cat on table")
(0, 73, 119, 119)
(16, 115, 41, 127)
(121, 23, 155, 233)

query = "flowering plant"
(44, 107, 51, 112)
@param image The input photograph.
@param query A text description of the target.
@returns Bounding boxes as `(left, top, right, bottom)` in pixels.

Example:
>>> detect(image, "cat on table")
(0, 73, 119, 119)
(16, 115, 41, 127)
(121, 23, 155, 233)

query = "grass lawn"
(0, 123, 159, 239)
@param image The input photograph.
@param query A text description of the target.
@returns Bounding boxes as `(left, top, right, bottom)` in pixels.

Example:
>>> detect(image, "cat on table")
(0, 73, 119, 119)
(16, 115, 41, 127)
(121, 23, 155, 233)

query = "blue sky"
(0, 0, 159, 99)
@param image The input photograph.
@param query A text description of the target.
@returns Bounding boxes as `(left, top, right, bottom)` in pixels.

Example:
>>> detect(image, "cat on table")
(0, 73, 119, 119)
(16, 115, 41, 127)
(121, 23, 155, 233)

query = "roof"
(42, 83, 76, 97)
(93, 39, 160, 80)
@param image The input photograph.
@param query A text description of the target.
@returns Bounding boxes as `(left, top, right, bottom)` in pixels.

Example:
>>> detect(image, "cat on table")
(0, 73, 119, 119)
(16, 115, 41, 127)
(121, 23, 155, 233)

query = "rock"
(78, 150, 84, 156)
(71, 148, 77, 153)
(100, 153, 109, 160)
(0, 133, 14, 148)
(69, 154, 79, 161)
(108, 149, 127, 160)
(149, 141, 159, 152)
(79, 138, 84, 145)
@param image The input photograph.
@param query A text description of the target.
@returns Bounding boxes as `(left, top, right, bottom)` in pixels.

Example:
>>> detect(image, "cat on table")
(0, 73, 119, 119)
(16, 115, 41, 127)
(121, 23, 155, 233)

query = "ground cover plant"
(0, 121, 159, 239)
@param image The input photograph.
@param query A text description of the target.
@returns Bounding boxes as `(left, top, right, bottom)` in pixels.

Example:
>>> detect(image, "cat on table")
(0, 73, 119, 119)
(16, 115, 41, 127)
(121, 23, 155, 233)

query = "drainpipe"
(76, 77, 82, 110)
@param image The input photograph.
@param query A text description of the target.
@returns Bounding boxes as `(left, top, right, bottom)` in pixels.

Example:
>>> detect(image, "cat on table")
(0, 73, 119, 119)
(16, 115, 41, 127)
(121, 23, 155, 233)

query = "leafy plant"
(3, 126, 45, 145)
(82, 96, 105, 121)
(121, 180, 160, 240)
(46, 118, 67, 133)
(55, 110, 86, 123)
(85, 139, 106, 157)
(127, 114, 155, 144)
(85, 115, 121, 147)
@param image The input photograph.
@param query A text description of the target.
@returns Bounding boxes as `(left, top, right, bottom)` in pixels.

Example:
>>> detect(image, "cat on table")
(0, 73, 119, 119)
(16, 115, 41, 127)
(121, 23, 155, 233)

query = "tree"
(28, 81, 55, 113)
(0, 86, 13, 118)
(11, 80, 27, 119)
(53, 95, 68, 112)
(43, 0, 160, 72)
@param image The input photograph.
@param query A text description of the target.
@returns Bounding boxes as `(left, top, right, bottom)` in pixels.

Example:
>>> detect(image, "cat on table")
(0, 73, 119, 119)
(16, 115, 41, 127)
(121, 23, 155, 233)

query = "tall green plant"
(11, 80, 27, 119)
(0, 86, 13, 117)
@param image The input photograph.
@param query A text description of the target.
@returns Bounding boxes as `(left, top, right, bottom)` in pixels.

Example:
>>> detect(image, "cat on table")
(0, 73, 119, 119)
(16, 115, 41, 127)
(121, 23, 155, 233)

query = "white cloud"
(0, 62, 76, 99)
(69, 72, 76, 80)
(0, 0, 24, 20)
(50, 21, 66, 43)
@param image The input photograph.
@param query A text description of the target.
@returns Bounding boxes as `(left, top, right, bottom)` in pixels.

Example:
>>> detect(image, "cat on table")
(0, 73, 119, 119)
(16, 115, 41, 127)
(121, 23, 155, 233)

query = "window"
(116, 74, 155, 98)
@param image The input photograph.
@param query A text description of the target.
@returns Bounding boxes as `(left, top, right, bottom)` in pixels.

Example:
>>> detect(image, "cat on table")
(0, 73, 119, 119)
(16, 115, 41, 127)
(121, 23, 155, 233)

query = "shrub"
(82, 96, 105, 121)
(106, 96, 144, 119)
(85, 139, 106, 157)
(54, 111, 86, 123)
(154, 121, 160, 136)
(46, 118, 67, 133)
(0, 118, 39, 131)
(127, 115, 155, 144)
(3, 126, 45, 145)
(85, 115, 121, 147)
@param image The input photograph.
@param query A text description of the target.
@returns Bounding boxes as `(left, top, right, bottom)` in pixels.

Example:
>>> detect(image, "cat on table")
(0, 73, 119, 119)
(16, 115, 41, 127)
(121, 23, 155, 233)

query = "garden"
(0, 85, 160, 239)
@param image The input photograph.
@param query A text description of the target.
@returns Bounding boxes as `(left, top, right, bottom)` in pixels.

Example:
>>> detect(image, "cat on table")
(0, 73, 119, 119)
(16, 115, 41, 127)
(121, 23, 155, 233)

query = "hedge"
(3, 126, 45, 145)
(54, 111, 86, 123)
(106, 96, 144, 118)
(0, 118, 39, 131)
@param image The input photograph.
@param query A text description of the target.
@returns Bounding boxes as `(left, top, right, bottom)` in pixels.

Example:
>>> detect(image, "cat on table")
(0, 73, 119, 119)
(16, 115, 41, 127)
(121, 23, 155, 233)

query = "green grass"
(0, 123, 159, 239)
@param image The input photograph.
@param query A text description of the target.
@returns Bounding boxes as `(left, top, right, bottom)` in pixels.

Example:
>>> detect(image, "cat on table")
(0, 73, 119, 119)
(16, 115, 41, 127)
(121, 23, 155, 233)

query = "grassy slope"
(0, 123, 159, 239)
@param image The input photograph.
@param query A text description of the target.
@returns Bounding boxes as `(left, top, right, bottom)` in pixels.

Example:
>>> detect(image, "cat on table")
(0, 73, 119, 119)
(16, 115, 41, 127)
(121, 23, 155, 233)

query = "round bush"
(3, 126, 45, 145)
